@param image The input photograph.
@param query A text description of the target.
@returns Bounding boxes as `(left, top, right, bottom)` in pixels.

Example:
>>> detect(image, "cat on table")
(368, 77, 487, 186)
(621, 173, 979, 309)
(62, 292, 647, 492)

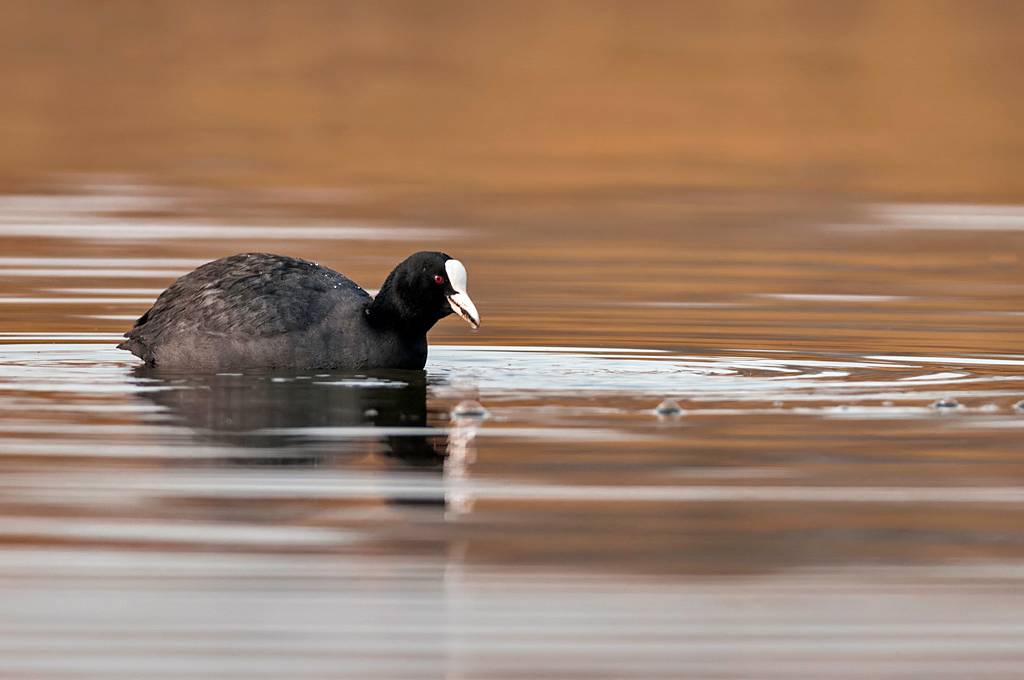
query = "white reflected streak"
(868, 355, 1024, 367)
(898, 372, 969, 381)
(0, 423, 186, 437)
(445, 417, 482, 517)
(49, 288, 164, 295)
(0, 333, 122, 340)
(312, 380, 408, 388)
(439, 344, 669, 354)
(0, 439, 316, 459)
(7, 472, 1024, 504)
(0, 383, 168, 394)
(759, 293, 908, 303)
(0, 269, 188, 278)
(0, 518, 357, 546)
(0, 297, 153, 304)
(261, 426, 657, 442)
(685, 356, 914, 370)
(833, 203, 1024, 232)
(0, 257, 203, 267)
(80, 315, 142, 321)
(877, 203, 1024, 230)
(0, 193, 174, 213)
(630, 301, 742, 308)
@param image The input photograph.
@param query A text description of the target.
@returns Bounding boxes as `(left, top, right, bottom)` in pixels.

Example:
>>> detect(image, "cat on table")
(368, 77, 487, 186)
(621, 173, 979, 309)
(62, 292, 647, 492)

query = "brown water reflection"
(3, 3, 1024, 678)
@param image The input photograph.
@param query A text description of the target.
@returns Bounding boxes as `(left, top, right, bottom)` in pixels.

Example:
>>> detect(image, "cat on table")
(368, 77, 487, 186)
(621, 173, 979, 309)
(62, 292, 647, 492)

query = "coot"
(118, 251, 480, 370)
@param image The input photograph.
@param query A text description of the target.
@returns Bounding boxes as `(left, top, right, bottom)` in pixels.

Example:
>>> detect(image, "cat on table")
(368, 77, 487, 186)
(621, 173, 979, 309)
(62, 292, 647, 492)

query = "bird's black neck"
(365, 277, 438, 336)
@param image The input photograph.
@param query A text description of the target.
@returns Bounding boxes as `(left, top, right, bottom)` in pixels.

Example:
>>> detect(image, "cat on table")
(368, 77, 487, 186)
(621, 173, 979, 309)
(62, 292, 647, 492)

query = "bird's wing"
(122, 253, 366, 351)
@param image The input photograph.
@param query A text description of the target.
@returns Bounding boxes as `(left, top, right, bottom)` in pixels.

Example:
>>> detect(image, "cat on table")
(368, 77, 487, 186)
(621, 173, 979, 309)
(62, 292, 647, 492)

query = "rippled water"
(0, 180, 1023, 678)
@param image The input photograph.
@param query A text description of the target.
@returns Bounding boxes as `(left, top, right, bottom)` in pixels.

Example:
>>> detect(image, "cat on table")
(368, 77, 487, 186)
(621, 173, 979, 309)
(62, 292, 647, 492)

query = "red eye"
(434, 274, 445, 285)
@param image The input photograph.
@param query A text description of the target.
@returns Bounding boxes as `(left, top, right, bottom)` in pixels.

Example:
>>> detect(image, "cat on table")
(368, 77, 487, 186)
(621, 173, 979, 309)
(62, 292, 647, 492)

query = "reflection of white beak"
(445, 259, 480, 329)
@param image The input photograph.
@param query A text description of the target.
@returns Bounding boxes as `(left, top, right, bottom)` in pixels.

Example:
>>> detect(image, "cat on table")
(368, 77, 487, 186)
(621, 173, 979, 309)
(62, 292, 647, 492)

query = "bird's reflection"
(131, 366, 448, 467)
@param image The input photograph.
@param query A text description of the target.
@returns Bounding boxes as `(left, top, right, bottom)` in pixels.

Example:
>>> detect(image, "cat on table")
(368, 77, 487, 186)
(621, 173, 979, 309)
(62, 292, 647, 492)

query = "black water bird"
(119, 251, 480, 370)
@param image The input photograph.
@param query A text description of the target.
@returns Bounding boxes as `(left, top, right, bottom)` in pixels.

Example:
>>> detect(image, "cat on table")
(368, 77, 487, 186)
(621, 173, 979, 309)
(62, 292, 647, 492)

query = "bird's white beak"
(445, 259, 480, 329)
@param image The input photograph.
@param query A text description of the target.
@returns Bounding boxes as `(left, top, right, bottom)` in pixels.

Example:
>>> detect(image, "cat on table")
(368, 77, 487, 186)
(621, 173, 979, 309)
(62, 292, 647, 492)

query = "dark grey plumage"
(118, 251, 479, 371)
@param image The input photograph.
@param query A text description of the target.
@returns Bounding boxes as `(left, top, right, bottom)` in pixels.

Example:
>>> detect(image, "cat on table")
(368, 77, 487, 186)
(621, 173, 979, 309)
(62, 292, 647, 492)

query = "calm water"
(4, 2, 1024, 677)
(1, 182, 1024, 678)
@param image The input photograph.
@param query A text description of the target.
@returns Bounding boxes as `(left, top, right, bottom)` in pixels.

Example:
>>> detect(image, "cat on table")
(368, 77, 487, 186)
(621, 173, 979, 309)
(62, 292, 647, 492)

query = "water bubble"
(452, 400, 489, 419)
(654, 398, 683, 416)
(363, 408, 378, 417)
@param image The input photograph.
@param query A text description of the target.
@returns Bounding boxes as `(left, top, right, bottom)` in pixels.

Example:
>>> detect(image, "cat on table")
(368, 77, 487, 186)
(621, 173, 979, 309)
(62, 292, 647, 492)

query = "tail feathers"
(117, 336, 155, 364)
(118, 308, 157, 364)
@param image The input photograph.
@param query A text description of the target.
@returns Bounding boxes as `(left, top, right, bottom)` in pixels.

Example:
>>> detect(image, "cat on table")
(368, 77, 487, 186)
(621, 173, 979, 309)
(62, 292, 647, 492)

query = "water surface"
(2, 182, 1024, 678)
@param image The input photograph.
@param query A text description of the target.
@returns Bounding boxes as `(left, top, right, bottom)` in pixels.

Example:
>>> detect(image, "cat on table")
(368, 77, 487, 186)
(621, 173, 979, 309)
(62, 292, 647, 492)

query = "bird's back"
(119, 253, 370, 368)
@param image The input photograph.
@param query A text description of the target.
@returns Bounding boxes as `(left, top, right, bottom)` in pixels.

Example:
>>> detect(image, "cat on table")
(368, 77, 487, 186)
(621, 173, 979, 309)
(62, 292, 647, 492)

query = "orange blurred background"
(2, 0, 1023, 202)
